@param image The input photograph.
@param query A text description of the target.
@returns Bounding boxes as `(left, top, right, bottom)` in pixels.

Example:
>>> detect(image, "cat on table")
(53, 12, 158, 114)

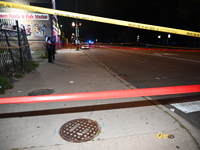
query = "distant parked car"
(81, 42, 90, 49)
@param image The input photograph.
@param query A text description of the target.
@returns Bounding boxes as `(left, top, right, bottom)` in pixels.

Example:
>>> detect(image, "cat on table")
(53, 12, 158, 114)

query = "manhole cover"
(59, 118, 101, 143)
(28, 89, 55, 96)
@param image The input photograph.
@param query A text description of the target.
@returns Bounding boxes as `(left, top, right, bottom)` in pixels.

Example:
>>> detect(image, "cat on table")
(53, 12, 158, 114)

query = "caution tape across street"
(0, 84, 200, 104)
(0, 1, 200, 38)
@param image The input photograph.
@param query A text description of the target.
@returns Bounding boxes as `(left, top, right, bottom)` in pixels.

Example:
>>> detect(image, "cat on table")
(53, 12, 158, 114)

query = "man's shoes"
(48, 61, 54, 63)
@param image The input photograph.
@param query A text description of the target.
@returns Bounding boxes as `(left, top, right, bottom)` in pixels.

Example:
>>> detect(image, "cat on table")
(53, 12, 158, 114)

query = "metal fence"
(0, 20, 32, 77)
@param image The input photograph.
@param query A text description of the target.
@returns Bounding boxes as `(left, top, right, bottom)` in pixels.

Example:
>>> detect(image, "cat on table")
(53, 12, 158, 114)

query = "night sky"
(56, 0, 200, 43)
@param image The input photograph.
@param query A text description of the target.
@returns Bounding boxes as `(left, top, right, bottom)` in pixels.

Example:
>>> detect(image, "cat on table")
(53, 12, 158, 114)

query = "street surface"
(84, 47, 200, 129)
(0, 48, 200, 149)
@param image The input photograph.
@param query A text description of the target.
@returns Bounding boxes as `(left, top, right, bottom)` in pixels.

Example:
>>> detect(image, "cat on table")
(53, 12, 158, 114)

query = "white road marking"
(154, 53, 179, 56)
(134, 59, 145, 63)
(152, 53, 200, 63)
(130, 51, 200, 63)
(163, 56, 200, 63)
(171, 100, 200, 113)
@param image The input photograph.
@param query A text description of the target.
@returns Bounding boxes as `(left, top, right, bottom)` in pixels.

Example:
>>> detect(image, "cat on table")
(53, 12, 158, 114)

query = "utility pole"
(75, 0, 79, 50)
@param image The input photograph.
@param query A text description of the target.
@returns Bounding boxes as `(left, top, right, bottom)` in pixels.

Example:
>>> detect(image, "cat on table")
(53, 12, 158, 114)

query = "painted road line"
(134, 59, 145, 63)
(171, 101, 200, 113)
(152, 53, 200, 63)
(162, 56, 200, 63)
(131, 51, 200, 63)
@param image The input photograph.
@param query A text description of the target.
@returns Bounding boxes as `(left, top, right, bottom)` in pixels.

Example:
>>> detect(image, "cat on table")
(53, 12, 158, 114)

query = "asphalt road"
(85, 47, 200, 129)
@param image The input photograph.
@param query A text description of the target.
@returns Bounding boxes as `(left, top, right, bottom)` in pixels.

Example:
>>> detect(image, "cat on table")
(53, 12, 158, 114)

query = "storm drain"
(28, 89, 55, 96)
(59, 118, 101, 143)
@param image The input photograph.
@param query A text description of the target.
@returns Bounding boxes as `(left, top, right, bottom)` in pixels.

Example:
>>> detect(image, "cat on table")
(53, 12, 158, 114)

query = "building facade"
(0, 0, 60, 50)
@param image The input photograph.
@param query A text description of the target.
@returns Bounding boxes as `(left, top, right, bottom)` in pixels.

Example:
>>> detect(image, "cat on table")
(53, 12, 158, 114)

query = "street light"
(158, 35, 161, 44)
(72, 22, 75, 27)
(71, 33, 75, 42)
(137, 35, 140, 42)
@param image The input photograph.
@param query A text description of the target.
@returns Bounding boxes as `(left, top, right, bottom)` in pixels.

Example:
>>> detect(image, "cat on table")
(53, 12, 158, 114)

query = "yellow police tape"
(0, 1, 200, 38)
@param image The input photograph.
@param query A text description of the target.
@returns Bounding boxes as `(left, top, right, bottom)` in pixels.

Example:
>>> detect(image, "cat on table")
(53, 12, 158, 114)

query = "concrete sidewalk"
(0, 48, 200, 150)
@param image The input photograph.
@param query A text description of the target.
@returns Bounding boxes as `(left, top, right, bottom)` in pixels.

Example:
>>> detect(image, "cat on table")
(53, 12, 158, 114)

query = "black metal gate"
(0, 20, 32, 77)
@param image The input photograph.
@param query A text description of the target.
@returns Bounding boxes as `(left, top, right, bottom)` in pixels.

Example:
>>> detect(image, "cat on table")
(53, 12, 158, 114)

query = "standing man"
(46, 37, 53, 63)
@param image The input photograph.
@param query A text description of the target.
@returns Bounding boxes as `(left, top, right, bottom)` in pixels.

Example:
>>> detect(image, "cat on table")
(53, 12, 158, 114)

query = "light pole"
(167, 34, 171, 46)
(137, 35, 140, 42)
(72, 22, 81, 50)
